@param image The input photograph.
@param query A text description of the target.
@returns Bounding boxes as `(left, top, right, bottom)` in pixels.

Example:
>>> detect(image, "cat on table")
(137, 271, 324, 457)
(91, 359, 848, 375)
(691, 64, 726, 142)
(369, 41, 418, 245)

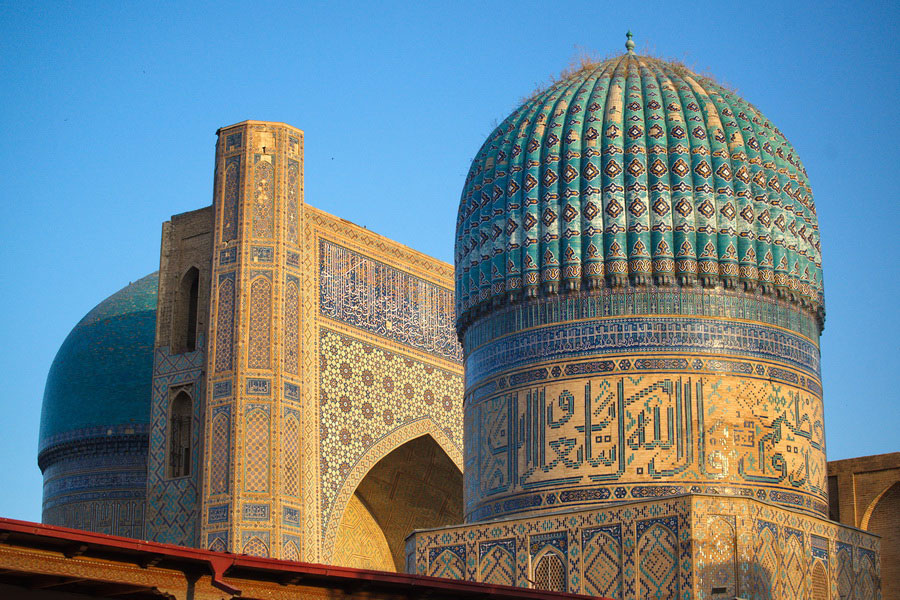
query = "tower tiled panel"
(199, 121, 304, 557)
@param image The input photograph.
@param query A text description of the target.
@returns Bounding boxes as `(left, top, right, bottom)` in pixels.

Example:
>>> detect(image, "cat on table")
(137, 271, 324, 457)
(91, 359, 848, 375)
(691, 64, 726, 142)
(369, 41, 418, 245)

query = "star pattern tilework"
(318, 328, 463, 517)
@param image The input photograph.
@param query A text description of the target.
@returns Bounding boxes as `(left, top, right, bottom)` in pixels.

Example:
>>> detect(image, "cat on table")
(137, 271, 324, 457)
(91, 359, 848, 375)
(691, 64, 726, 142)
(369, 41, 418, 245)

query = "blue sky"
(0, 1, 897, 522)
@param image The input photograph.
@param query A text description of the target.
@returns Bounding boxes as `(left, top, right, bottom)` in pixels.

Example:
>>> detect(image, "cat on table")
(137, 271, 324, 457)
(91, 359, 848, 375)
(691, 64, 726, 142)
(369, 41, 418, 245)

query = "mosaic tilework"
(410, 494, 880, 599)
(243, 407, 270, 493)
(428, 545, 466, 579)
(465, 315, 820, 387)
(282, 537, 301, 562)
(221, 156, 240, 242)
(857, 549, 878, 600)
(214, 274, 235, 373)
(283, 276, 300, 374)
(301, 206, 458, 563)
(39, 423, 149, 539)
(242, 532, 270, 557)
(465, 364, 827, 521)
(637, 517, 679, 599)
(207, 532, 227, 553)
(38, 274, 159, 537)
(209, 407, 230, 495)
(412, 495, 691, 595)
(463, 287, 820, 349)
(247, 274, 272, 369)
(695, 515, 737, 597)
(319, 240, 462, 363)
(693, 495, 881, 600)
(282, 409, 300, 497)
(754, 519, 779, 598)
(252, 154, 274, 239)
(582, 525, 622, 597)
(286, 158, 300, 245)
(317, 328, 463, 531)
(478, 539, 516, 586)
(810, 562, 828, 600)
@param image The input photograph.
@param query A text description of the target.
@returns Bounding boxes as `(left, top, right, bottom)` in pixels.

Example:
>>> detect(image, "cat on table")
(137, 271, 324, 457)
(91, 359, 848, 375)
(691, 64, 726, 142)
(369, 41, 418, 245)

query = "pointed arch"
(328, 424, 463, 572)
(167, 390, 192, 478)
(532, 549, 566, 592)
(323, 418, 462, 562)
(172, 266, 200, 353)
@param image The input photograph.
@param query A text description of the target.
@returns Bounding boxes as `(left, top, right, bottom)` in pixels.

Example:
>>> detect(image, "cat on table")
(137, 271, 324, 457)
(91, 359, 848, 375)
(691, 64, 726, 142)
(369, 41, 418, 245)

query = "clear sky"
(0, 1, 897, 523)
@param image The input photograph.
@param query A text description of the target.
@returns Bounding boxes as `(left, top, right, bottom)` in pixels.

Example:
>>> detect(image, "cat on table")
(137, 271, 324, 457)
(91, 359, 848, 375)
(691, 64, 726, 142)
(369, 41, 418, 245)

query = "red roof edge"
(0, 517, 604, 599)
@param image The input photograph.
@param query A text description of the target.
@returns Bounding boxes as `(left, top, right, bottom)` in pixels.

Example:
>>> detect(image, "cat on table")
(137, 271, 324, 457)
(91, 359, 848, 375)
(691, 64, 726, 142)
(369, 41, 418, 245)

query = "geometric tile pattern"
(836, 543, 854, 599)
(428, 545, 465, 579)
(243, 408, 269, 493)
(283, 277, 300, 374)
(213, 275, 234, 373)
(199, 122, 305, 559)
(209, 408, 230, 495)
(286, 158, 300, 245)
(783, 529, 807, 598)
(582, 525, 622, 597)
(198, 121, 464, 564)
(857, 549, 878, 600)
(317, 328, 463, 532)
(221, 156, 240, 242)
(247, 275, 271, 369)
(38, 273, 159, 538)
(251, 154, 274, 239)
(755, 520, 780, 599)
(478, 539, 516, 586)
(300, 201, 460, 564)
(242, 534, 269, 558)
(465, 314, 821, 385)
(463, 287, 821, 347)
(637, 518, 678, 599)
(409, 494, 881, 598)
(281, 410, 300, 497)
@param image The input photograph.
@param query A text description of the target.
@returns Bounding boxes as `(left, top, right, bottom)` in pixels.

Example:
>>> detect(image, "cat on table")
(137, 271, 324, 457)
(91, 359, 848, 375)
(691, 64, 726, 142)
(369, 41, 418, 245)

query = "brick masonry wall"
(828, 452, 899, 600)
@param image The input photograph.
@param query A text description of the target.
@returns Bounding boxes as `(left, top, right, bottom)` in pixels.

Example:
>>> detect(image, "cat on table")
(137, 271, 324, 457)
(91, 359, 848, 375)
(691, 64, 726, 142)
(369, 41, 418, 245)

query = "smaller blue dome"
(39, 273, 158, 451)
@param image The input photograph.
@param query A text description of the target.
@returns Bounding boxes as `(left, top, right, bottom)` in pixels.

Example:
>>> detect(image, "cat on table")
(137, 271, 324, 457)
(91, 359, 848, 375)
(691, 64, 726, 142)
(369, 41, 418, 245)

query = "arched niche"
(172, 266, 200, 354)
(332, 434, 463, 571)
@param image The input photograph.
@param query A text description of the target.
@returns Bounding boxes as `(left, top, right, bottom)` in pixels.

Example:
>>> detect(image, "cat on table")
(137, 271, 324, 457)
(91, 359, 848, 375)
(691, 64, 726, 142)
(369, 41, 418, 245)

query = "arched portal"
(863, 482, 899, 600)
(333, 434, 463, 571)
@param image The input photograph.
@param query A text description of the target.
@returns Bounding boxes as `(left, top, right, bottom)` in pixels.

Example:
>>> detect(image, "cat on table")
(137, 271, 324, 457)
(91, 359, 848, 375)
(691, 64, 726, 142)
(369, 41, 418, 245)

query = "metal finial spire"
(625, 30, 635, 54)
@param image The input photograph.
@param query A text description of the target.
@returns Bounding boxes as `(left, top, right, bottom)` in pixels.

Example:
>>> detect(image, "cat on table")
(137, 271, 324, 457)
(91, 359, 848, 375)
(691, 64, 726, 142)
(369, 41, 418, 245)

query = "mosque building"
(32, 36, 891, 599)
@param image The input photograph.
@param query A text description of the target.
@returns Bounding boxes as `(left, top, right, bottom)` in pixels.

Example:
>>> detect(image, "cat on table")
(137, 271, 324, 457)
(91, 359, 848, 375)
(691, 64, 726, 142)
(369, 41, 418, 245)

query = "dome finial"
(625, 30, 635, 54)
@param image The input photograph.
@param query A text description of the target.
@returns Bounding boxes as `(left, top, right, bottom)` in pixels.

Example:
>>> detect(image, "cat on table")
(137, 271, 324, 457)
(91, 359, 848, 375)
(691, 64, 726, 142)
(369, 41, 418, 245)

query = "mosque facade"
(37, 39, 883, 599)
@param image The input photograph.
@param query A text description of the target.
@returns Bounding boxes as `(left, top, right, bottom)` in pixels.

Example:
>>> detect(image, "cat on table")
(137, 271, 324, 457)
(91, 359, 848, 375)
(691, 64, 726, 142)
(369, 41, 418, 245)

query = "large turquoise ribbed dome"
(38, 272, 158, 450)
(455, 50, 822, 332)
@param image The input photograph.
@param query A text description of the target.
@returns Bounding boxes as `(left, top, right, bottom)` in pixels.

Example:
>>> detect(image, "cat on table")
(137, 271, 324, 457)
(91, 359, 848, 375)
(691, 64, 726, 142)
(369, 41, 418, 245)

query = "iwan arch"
(37, 37, 884, 599)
